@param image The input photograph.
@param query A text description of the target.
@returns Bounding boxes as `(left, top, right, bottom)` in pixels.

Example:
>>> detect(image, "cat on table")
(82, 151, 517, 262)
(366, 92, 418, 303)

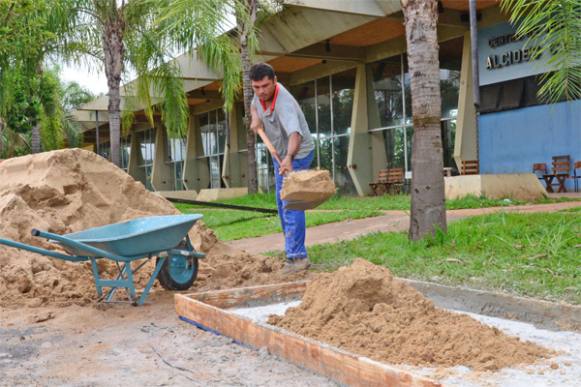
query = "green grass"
(176, 192, 578, 241)
(306, 212, 581, 304)
(212, 192, 576, 212)
(176, 203, 380, 241)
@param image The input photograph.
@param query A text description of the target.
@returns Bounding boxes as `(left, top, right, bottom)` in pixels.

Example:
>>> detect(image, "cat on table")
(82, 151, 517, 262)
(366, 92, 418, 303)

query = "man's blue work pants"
(272, 151, 314, 261)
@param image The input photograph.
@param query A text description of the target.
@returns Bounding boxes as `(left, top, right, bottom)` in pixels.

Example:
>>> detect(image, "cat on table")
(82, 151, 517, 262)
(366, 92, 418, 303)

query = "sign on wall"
(478, 22, 553, 86)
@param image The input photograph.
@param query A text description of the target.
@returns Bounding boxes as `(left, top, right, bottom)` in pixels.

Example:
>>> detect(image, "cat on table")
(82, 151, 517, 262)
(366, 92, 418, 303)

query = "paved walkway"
(227, 201, 581, 255)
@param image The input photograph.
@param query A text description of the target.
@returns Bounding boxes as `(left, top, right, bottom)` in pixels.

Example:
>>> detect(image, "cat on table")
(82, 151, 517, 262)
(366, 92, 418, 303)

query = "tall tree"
(157, 0, 277, 192)
(68, 0, 239, 166)
(238, 0, 259, 194)
(501, 0, 580, 102)
(401, 0, 447, 240)
(0, 0, 74, 155)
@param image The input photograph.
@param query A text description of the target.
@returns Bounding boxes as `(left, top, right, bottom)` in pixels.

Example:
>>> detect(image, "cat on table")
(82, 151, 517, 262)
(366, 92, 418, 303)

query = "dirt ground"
(0, 291, 337, 387)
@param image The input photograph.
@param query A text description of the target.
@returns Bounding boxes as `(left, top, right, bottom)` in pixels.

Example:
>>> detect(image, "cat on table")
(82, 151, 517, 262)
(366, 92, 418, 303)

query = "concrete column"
(347, 64, 385, 196)
(183, 114, 210, 191)
(454, 31, 478, 167)
(151, 123, 173, 191)
(127, 130, 146, 185)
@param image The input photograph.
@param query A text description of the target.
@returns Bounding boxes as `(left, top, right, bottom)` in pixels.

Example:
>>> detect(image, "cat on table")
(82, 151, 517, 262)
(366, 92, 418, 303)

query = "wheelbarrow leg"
(136, 256, 166, 306)
(90, 258, 103, 298)
(105, 262, 132, 303)
(124, 262, 137, 301)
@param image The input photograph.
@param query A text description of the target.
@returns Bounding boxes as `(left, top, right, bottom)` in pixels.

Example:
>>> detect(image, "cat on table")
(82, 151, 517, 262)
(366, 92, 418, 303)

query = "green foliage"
(307, 211, 581, 304)
(501, 0, 581, 102)
(38, 70, 64, 150)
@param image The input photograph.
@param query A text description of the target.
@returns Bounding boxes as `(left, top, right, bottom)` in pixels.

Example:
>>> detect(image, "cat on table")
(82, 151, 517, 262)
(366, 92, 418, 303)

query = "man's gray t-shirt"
(252, 83, 315, 160)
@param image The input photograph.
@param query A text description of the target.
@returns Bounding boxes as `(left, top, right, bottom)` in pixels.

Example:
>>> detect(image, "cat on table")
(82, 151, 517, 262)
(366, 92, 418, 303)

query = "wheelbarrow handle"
(0, 237, 87, 262)
(31, 228, 128, 262)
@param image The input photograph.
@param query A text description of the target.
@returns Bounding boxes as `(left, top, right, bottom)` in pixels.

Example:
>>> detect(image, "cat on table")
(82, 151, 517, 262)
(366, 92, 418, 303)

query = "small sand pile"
(195, 237, 307, 290)
(269, 259, 549, 371)
(0, 149, 303, 307)
(281, 169, 335, 210)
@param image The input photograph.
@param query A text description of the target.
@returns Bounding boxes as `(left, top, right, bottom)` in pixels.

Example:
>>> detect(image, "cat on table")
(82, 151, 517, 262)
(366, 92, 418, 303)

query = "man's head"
(250, 63, 277, 101)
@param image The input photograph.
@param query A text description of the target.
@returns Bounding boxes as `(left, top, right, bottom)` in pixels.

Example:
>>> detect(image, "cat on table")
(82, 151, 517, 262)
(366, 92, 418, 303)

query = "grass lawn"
(304, 211, 581, 304)
(176, 193, 578, 241)
(213, 192, 576, 211)
(175, 203, 380, 241)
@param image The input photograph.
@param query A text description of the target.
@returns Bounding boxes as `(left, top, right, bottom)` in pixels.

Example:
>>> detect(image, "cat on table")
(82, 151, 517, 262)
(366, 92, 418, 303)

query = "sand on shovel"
(269, 259, 549, 371)
(0, 149, 307, 307)
(280, 169, 335, 210)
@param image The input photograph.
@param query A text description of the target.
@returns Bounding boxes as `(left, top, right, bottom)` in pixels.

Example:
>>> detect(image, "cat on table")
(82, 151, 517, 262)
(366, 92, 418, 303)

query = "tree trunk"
(401, 0, 447, 240)
(0, 117, 4, 156)
(239, 0, 258, 194)
(102, 9, 125, 166)
(31, 123, 42, 153)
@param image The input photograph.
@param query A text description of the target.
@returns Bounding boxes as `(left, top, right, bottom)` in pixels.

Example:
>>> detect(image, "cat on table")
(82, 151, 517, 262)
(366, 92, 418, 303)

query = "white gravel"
(231, 302, 581, 386)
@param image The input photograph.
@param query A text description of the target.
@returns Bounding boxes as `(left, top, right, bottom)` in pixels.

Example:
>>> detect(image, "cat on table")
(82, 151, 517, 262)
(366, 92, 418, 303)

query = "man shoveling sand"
(250, 63, 316, 272)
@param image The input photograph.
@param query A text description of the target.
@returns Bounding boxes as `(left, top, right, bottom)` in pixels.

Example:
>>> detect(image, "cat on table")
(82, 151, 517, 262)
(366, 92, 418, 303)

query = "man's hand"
(279, 155, 293, 176)
(271, 150, 282, 165)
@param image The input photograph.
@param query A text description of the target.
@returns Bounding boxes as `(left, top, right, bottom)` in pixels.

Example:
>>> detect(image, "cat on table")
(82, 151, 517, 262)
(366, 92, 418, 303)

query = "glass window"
(441, 119, 457, 171)
(367, 57, 404, 129)
(334, 135, 357, 194)
(383, 127, 406, 169)
(332, 69, 356, 136)
(136, 128, 154, 190)
(316, 77, 332, 135)
(217, 109, 227, 154)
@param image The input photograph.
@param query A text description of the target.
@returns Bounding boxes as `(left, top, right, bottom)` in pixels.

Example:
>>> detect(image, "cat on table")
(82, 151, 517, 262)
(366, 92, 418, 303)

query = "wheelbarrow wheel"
(157, 253, 198, 291)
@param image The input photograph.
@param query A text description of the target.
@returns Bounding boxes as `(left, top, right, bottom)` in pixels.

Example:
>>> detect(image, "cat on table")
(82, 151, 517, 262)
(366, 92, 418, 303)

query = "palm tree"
(0, 0, 74, 156)
(157, 0, 278, 193)
(501, 0, 580, 102)
(237, 0, 259, 194)
(66, 0, 241, 166)
(401, 0, 447, 240)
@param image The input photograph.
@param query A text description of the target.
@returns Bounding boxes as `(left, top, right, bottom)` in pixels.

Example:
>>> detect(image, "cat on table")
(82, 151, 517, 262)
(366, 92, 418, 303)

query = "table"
(543, 174, 568, 193)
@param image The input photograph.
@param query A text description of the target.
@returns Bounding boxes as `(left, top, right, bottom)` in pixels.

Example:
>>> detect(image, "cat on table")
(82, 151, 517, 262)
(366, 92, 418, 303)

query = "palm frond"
(501, 0, 581, 102)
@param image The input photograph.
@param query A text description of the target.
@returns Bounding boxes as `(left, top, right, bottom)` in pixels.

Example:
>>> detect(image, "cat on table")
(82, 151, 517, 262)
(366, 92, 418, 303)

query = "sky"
(59, 62, 109, 96)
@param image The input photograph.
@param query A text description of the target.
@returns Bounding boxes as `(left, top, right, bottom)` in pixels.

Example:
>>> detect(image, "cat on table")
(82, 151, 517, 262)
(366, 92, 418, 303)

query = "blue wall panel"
(479, 100, 581, 190)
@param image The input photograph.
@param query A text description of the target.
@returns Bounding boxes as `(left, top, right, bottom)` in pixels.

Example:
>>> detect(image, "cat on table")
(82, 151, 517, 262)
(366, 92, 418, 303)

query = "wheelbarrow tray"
(63, 214, 203, 257)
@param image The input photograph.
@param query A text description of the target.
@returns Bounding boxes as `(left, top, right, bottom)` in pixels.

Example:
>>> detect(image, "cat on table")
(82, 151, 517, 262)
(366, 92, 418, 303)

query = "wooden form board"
(175, 282, 441, 387)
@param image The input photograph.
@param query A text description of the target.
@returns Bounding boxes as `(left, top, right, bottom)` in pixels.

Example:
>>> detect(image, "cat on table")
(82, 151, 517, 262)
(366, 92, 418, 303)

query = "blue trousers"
(272, 151, 314, 261)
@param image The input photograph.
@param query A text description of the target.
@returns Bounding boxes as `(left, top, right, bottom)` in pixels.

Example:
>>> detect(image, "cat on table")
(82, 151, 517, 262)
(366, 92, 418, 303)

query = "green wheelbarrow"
(0, 214, 205, 305)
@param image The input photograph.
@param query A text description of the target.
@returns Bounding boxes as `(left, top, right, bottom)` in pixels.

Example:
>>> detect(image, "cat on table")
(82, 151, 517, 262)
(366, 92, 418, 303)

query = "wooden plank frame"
(175, 282, 441, 387)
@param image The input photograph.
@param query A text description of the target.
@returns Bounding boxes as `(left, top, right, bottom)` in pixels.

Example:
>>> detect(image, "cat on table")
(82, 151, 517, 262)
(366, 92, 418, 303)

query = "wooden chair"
(551, 155, 571, 192)
(385, 168, 404, 194)
(460, 160, 479, 175)
(369, 169, 390, 196)
(573, 161, 581, 192)
(532, 163, 548, 180)
(369, 168, 404, 196)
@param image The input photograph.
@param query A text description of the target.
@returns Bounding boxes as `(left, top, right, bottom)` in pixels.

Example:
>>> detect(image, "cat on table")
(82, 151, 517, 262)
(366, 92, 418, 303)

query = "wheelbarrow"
(0, 214, 205, 305)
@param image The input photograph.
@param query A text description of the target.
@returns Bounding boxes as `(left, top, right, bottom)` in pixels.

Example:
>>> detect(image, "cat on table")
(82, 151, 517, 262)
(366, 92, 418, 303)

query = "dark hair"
(249, 63, 276, 81)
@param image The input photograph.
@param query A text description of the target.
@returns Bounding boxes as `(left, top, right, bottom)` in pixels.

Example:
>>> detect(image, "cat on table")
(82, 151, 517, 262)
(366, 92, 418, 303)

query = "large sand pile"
(269, 259, 549, 371)
(0, 149, 304, 307)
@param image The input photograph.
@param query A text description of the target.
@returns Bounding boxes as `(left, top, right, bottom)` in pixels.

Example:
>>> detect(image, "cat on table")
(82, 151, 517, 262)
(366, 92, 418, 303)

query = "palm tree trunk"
(0, 117, 4, 156)
(401, 0, 447, 240)
(102, 13, 124, 166)
(239, 0, 258, 194)
(31, 123, 42, 153)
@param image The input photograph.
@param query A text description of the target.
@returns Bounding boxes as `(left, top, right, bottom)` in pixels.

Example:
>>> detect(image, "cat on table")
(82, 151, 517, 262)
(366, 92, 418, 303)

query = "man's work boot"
(282, 258, 311, 274)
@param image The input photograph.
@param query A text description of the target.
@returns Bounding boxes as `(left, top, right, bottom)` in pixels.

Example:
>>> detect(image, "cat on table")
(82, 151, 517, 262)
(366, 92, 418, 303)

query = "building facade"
(73, 1, 580, 196)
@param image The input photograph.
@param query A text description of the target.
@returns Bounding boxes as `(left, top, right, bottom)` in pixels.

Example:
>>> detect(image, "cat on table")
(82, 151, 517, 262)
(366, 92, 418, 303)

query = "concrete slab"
(445, 173, 546, 201)
(196, 187, 249, 201)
